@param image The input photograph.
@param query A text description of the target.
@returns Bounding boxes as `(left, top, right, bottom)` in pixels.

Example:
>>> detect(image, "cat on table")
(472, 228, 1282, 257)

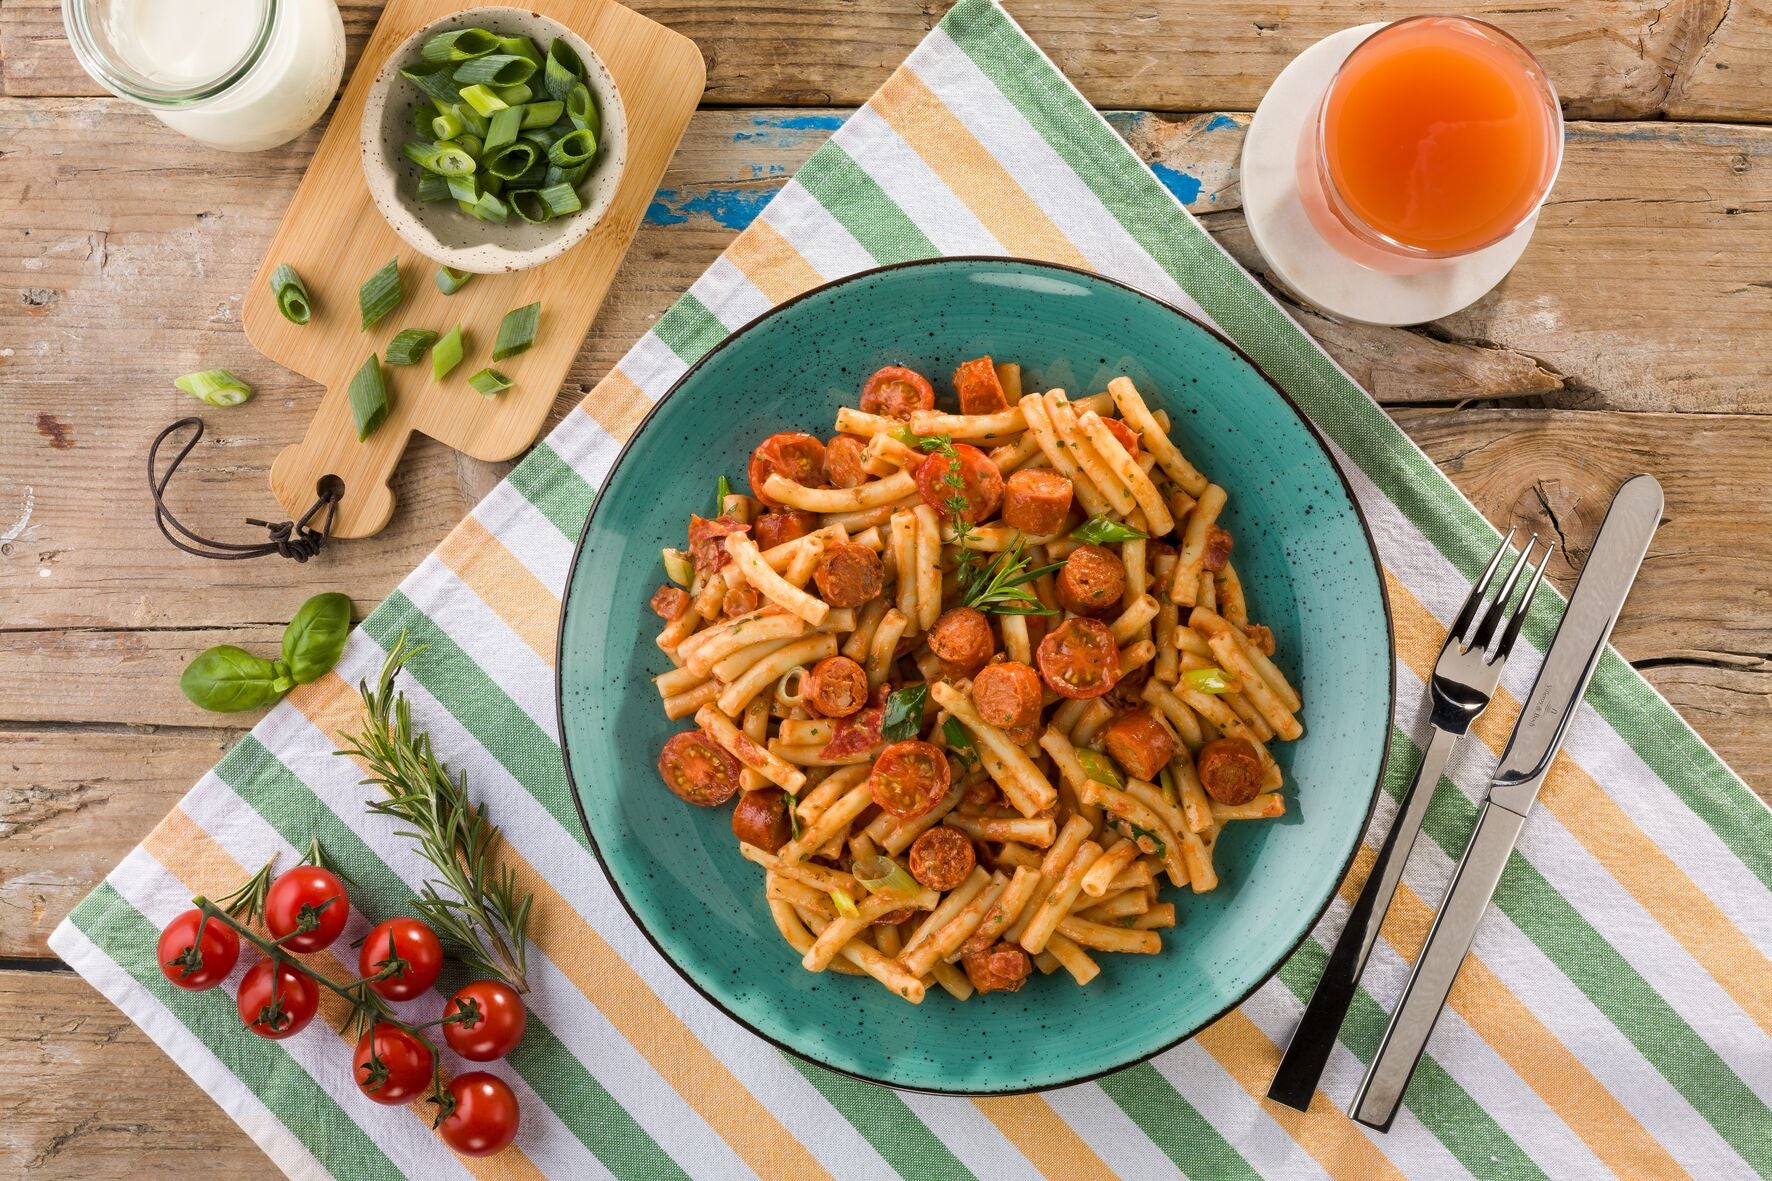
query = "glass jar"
(62, 0, 346, 152)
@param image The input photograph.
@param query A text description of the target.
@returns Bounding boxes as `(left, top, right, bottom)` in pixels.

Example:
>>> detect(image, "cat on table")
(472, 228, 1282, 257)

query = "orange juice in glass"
(1296, 16, 1562, 273)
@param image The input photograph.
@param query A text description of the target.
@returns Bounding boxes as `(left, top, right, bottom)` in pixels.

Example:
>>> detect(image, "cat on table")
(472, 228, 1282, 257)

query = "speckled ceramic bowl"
(360, 7, 627, 274)
(557, 258, 1393, 1094)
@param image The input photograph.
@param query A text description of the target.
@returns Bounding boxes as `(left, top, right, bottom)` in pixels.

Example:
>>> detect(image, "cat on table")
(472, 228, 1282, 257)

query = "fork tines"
(1453, 530, 1556, 663)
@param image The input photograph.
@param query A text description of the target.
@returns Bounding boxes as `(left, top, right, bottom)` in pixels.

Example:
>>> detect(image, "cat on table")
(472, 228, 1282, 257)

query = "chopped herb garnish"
(941, 716, 978, 775)
(1126, 822, 1167, 858)
(881, 683, 929, 742)
(1071, 515, 1149, 545)
(959, 534, 1061, 616)
(1075, 748, 1124, 789)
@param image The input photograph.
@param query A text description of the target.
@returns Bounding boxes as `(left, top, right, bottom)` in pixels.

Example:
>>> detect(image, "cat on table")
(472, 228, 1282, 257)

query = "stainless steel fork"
(1266, 529, 1553, 1111)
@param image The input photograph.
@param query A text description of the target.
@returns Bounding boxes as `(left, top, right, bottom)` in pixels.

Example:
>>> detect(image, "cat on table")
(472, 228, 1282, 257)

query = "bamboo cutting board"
(243, 0, 704, 538)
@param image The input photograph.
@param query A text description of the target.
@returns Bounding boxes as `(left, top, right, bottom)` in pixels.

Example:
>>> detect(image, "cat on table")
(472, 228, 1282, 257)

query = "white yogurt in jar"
(66, 0, 346, 152)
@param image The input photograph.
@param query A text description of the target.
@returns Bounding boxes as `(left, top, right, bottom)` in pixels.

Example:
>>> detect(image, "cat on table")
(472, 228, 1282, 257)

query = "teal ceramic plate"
(558, 258, 1392, 1094)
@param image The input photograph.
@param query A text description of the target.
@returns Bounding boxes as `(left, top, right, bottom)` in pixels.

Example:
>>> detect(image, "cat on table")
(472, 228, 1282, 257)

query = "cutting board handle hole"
(316, 474, 346, 501)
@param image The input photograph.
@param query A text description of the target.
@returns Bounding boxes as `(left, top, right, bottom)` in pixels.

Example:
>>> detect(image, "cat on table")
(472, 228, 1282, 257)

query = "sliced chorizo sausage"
(824, 435, 869, 489)
(928, 607, 994, 676)
(970, 660, 1042, 730)
(915, 445, 1004, 525)
(650, 585, 689, 622)
(907, 827, 976, 891)
(860, 366, 936, 419)
(1056, 543, 1126, 615)
(869, 740, 951, 819)
(961, 941, 1032, 994)
(1102, 708, 1176, 782)
(753, 509, 817, 551)
(1037, 617, 1121, 700)
(731, 788, 793, 852)
(657, 731, 741, 806)
(1001, 468, 1073, 537)
(1197, 737, 1264, 805)
(803, 656, 869, 718)
(1203, 525, 1234, 572)
(812, 542, 885, 609)
(748, 432, 827, 508)
(687, 514, 749, 578)
(952, 356, 1008, 415)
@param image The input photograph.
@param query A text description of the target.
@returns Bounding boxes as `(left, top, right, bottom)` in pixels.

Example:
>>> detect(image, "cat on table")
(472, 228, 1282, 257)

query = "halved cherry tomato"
(657, 730, 741, 806)
(442, 979, 528, 1062)
(748, 432, 826, 508)
(359, 917, 444, 1002)
(915, 445, 1004, 524)
(436, 1071, 520, 1157)
(354, 1022, 435, 1105)
(869, 740, 951, 819)
(236, 958, 319, 1039)
(1101, 417, 1139, 456)
(157, 908, 240, 991)
(1037, 617, 1121, 700)
(860, 365, 935, 419)
(264, 865, 348, 953)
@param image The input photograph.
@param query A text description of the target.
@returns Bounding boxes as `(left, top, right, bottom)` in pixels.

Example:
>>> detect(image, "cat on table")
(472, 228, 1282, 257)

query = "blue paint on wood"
(732, 112, 849, 144)
(1149, 162, 1203, 205)
(645, 186, 782, 229)
(1204, 114, 1239, 132)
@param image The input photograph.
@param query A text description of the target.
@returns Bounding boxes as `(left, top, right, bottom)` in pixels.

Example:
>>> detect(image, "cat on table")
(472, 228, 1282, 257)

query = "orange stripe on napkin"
(437, 516, 560, 666)
(581, 369, 654, 444)
(725, 218, 830, 306)
(972, 1093, 1116, 1178)
(871, 68, 1091, 270)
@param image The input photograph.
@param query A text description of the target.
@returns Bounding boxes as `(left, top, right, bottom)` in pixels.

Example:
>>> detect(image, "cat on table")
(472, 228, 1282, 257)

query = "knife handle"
(1349, 799, 1527, 1130)
(1267, 725, 1461, 1111)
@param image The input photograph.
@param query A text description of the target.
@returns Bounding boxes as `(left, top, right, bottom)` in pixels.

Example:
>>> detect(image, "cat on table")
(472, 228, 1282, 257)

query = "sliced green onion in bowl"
(403, 139, 476, 176)
(446, 173, 481, 203)
(521, 100, 564, 129)
(458, 83, 508, 117)
(465, 191, 509, 223)
(1076, 748, 1124, 789)
(545, 159, 591, 189)
(451, 132, 484, 159)
(348, 354, 389, 441)
(400, 61, 462, 105)
(662, 548, 694, 588)
(484, 104, 523, 153)
(1071, 515, 1149, 545)
(385, 328, 438, 366)
(174, 368, 253, 408)
(431, 109, 464, 140)
(1182, 666, 1234, 695)
(497, 35, 543, 66)
(538, 182, 581, 217)
(829, 888, 860, 919)
(416, 172, 453, 202)
(357, 259, 402, 331)
(268, 264, 311, 325)
(547, 128, 596, 168)
(851, 855, 919, 899)
(510, 190, 550, 224)
(489, 81, 533, 106)
(435, 267, 472, 296)
(451, 53, 537, 87)
(565, 82, 598, 136)
(467, 367, 512, 397)
(503, 156, 550, 191)
(432, 325, 465, 380)
(543, 39, 584, 101)
(422, 28, 499, 63)
(451, 101, 489, 138)
(485, 141, 538, 181)
(413, 100, 439, 137)
(491, 301, 541, 360)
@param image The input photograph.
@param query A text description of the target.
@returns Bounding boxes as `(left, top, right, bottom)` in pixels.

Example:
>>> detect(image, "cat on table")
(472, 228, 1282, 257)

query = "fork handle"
(1266, 725, 1460, 1111)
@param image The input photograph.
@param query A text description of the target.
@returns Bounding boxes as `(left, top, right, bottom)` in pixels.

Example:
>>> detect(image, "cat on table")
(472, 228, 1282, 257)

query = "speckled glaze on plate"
(557, 257, 1393, 1094)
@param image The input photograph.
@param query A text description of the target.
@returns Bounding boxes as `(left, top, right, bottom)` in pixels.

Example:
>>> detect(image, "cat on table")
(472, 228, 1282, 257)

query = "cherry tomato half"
(868, 740, 951, 819)
(157, 908, 241, 991)
(443, 980, 528, 1062)
(436, 1071, 521, 1157)
(860, 365, 935, 419)
(264, 865, 349, 953)
(354, 1022, 436, 1105)
(748, 432, 827, 508)
(236, 958, 319, 1040)
(359, 917, 445, 1002)
(915, 445, 1004, 525)
(657, 730, 742, 806)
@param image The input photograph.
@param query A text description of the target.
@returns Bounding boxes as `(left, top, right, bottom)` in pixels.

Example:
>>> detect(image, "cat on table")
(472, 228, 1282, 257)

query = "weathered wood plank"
(0, 968, 267, 1177)
(3, 0, 1758, 122)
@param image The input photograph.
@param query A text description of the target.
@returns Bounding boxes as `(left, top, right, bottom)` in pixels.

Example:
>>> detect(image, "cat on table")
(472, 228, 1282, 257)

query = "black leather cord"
(149, 417, 341, 562)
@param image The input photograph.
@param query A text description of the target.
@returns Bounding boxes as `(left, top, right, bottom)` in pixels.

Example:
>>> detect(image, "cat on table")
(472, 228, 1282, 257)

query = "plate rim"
(555, 255, 1395, 1096)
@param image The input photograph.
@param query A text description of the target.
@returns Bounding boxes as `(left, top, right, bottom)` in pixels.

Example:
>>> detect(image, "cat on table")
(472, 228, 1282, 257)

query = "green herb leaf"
(348, 353, 390, 441)
(180, 645, 286, 713)
(1183, 666, 1234, 695)
(941, 716, 979, 775)
(912, 432, 956, 455)
(1071, 515, 1149, 545)
(269, 264, 311, 325)
(881, 683, 929, 742)
(282, 592, 352, 684)
(174, 368, 253, 408)
(491, 301, 540, 360)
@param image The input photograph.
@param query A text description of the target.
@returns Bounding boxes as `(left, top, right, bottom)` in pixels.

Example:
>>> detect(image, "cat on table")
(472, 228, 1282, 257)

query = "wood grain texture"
(4, 0, 1765, 122)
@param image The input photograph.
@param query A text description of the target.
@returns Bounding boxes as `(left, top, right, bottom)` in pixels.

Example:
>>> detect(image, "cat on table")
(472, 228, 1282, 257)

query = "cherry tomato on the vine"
(236, 959, 319, 1039)
(264, 865, 349, 953)
(442, 980, 527, 1062)
(359, 917, 444, 1001)
(157, 908, 241, 991)
(435, 1071, 520, 1157)
(353, 1022, 436, 1105)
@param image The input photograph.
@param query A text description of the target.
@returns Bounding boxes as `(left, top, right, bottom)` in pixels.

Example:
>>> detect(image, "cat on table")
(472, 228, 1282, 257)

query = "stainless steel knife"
(1349, 473, 1664, 1131)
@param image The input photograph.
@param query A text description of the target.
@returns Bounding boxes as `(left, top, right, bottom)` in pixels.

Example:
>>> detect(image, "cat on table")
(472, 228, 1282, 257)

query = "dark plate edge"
(553, 255, 1396, 1097)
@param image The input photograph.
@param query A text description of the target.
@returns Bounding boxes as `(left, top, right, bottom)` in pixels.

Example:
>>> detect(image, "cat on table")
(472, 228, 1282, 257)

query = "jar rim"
(61, 0, 277, 106)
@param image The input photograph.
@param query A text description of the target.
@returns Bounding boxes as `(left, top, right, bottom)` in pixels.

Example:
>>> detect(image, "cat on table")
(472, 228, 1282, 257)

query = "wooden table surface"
(2, 0, 1768, 1173)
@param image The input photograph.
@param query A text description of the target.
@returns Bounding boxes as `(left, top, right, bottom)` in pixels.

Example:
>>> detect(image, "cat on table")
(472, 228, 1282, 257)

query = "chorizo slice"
(860, 366, 935, 419)
(915, 445, 1004, 525)
(1203, 525, 1234, 572)
(1197, 737, 1264, 805)
(952, 356, 1009, 415)
(1002, 468, 1073, 537)
(907, 827, 976, 891)
(1056, 543, 1126, 616)
(1102, 708, 1176, 782)
(869, 740, 951, 819)
(650, 585, 690, 622)
(753, 509, 817, 551)
(970, 660, 1042, 730)
(825, 435, 869, 489)
(687, 514, 749, 578)
(731, 788, 793, 852)
(1037, 617, 1121, 700)
(657, 731, 741, 806)
(961, 941, 1032, 994)
(748, 433, 827, 509)
(812, 542, 885, 609)
(928, 607, 994, 677)
(803, 656, 870, 718)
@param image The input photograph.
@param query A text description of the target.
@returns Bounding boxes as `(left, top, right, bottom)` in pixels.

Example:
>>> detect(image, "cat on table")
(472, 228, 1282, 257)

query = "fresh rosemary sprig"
(960, 534, 1063, 616)
(337, 632, 534, 993)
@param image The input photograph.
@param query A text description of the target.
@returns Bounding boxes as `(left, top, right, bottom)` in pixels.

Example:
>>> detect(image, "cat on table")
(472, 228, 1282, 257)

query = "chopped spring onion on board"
(829, 889, 860, 919)
(268, 264, 311, 325)
(403, 139, 476, 176)
(385, 329, 438, 366)
(452, 53, 537, 87)
(538, 182, 581, 217)
(174, 368, 253, 408)
(422, 27, 499, 63)
(543, 39, 584, 102)
(435, 266, 473, 296)
(357, 260, 403, 331)
(467, 367, 512, 397)
(491, 302, 541, 360)
(852, 855, 919, 898)
(458, 84, 508, 117)
(432, 325, 465, 380)
(548, 127, 595, 167)
(1182, 666, 1234, 695)
(348, 354, 389, 440)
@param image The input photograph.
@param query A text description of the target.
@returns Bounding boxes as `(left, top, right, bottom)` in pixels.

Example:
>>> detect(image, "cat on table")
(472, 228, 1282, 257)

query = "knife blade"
(1349, 474, 1663, 1131)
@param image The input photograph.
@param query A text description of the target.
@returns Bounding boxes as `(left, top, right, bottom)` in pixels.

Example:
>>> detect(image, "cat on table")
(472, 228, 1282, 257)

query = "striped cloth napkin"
(55, 2, 1772, 1177)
